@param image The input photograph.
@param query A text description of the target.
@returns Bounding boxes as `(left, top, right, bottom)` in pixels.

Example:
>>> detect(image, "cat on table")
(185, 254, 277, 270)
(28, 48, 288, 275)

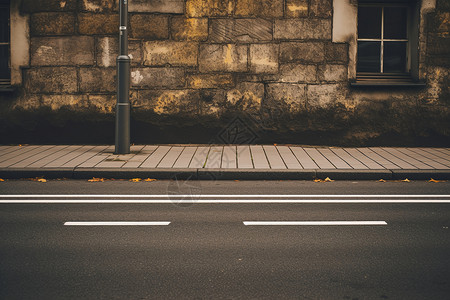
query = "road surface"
(0, 180, 449, 299)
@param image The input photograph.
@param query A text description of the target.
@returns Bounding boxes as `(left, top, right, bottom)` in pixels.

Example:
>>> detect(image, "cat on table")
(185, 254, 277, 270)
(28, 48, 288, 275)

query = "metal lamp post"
(115, 0, 131, 154)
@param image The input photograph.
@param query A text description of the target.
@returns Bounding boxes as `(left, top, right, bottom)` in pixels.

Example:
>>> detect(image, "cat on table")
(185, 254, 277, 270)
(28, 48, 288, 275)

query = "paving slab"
(236, 146, 253, 169)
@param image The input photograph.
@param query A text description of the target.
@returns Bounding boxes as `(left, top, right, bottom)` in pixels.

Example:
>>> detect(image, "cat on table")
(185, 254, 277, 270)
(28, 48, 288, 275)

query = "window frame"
(357, 3, 411, 75)
(351, 0, 425, 87)
(0, 0, 11, 87)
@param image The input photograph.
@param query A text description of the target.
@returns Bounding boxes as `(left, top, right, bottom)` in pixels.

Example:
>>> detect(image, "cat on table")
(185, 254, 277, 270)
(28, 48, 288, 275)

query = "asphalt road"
(0, 180, 449, 299)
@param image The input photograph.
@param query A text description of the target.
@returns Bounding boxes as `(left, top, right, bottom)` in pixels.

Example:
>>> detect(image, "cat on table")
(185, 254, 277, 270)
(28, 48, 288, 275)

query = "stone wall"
(0, 0, 449, 145)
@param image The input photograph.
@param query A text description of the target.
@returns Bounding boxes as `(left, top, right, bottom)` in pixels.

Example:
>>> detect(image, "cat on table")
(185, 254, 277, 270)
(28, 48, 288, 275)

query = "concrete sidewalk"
(0, 145, 449, 180)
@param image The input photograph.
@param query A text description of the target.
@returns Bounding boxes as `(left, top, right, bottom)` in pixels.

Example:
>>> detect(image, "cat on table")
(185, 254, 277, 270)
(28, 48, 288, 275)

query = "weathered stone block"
(266, 83, 307, 112)
(427, 34, 450, 57)
(129, 0, 184, 14)
(310, 0, 332, 18)
(199, 44, 248, 72)
(249, 44, 279, 74)
(31, 36, 95, 66)
(325, 42, 349, 63)
(79, 0, 118, 12)
(25, 67, 78, 93)
(87, 95, 116, 113)
(285, 0, 308, 18)
(135, 90, 199, 115)
(80, 68, 116, 93)
(279, 64, 317, 83)
(171, 17, 209, 41)
(40, 95, 89, 111)
(318, 64, 347, 82)
(78, 13, 117, 35)
(428, 12, 450, 34)
(12, 95, 43, 110)
(187, 74, 234, 89)
(21, 0, 77, 13)
(96, 37, 142, 67)
(274, 19, 331, 40)
(30, 12, 75, 36)
(209, 19, 273, 43)
(130, 14, 169, 39)
(186, 0, 233, 17)
(280, 42, 325, 63)
(227, 82, 264, 109)
(426, 66, 450, 103)
(235, 0, 283, 18)
(143, 41, 198, 66)
(131, 67, 185, 88)
(198, 89, 227, 116)
(307, 84, 341, 108)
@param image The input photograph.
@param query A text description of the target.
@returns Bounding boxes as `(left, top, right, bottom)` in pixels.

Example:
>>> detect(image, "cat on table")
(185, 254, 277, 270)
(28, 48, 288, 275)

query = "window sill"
(350, 81, 426, 87)
(351, 74, 426, 87)
(0, 84, 16, 92)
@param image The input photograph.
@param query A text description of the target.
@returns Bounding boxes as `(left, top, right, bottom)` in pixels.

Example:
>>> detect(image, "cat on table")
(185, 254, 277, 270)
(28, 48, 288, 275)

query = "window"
(0, 0, 10, 87)
(355, 0, 423, 86)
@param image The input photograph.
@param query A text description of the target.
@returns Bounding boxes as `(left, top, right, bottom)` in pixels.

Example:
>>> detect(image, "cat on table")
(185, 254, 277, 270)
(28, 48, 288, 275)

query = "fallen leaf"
(429, 178, 446, 183)
(378, 179, 386, 182)
(402, 178, 410, 182)
(29, 177, 46, 182)
(314, 179, 322, 182)
(234, 180, 240, 182)
(88, 177, 104, 182)
(144, 178, 157, 182)
(130, 178, 142, 182)
(0, 178, 5, 182)
(324, 177, 334, 182)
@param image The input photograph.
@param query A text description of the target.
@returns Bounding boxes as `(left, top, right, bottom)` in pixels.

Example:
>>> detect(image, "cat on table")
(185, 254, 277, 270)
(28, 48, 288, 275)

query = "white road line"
(1, 194, 449, 198)
(64, 221, 171, 226)
(243, 221, 388, 226)
(1, 199, 450, 203)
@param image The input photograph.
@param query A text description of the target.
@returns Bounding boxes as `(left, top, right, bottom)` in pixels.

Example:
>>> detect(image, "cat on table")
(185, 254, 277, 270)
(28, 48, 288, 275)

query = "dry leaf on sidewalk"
(429, 178, 446, 183)
(130, 178, 142, 182)
(29, 177, 47, 182)
(0, 178, 5, 182)
(314, 178, 334, 182)
(402, 179, 410, 182)
(88, 177, 104, 182)
(378, 179, 386, 182)
(144, 178, 156, 182)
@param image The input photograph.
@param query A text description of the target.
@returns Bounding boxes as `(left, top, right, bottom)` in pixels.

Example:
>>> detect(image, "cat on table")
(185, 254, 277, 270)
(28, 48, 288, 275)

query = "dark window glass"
(384, 42, 407, 73)
(0, 3, 9, 81)
(0, 46, 9, 79)
(358, 6, 382, 39)
(0, 5, 9, 43)
(357, 41, 381, 72)
(384, 7, 407, 39)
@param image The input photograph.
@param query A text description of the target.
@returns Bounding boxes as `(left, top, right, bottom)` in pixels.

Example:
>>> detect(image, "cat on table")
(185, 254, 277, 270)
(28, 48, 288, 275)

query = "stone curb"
(72, 168, 197, 180)
(391, 170, 450, 180)
(315, 169, 393, 180)
(0, 168, 75, 179)
(1, 168, 450, 180)
(197, 169, 316, 180)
